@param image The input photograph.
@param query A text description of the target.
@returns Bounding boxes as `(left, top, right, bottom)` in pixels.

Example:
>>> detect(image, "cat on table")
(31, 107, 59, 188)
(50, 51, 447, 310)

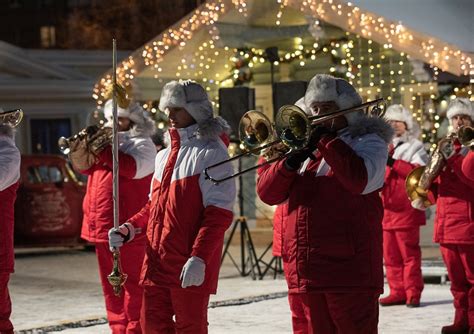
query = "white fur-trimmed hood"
(346, 112, 394, 144)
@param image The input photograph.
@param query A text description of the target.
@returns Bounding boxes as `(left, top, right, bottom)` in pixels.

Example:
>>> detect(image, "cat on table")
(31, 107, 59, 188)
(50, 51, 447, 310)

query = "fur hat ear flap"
(446, 97, 474, 120)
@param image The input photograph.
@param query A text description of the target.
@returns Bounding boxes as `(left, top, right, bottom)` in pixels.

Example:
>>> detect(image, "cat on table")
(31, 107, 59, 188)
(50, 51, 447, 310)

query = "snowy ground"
(10, 248, 455, 334)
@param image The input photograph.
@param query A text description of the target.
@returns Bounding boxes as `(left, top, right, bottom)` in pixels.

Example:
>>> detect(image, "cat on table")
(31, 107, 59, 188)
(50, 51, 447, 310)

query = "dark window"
(30, 118, 71, 154)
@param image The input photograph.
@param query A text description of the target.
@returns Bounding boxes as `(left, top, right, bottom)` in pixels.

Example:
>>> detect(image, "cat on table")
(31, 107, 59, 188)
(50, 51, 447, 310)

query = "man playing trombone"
(0, 108, 21, 334)
(257, 74, 393, 333)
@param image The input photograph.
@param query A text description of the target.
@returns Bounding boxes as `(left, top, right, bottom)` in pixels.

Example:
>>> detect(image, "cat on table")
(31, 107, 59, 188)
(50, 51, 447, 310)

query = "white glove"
(180, 256, 206, 288)
(108, 223, 135, 251)
(411, 198, 427, 211)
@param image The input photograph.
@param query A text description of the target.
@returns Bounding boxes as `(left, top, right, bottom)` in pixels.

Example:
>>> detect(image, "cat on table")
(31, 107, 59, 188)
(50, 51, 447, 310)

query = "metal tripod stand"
(221, 157, 262, 279)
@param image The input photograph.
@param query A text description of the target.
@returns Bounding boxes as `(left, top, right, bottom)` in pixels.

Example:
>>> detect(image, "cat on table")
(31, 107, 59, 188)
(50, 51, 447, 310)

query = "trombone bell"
(239, 110, 276, 153)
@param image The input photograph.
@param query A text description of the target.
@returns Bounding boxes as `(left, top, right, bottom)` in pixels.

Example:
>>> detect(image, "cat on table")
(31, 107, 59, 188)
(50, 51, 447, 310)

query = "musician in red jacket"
(109, 80, 236, 333)
(257, 74, 393, 333)
(462, 151, 474, 181)
(78, 101, 156, 334)
(258, 97, 309, 334)
(412, 98, 474, 334)
(380, 104, 428, 308)
(0, 108, 21, 334)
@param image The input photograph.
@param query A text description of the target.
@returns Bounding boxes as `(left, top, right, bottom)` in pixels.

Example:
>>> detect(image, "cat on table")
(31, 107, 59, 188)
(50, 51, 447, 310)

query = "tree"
(60, 0, 200, 50)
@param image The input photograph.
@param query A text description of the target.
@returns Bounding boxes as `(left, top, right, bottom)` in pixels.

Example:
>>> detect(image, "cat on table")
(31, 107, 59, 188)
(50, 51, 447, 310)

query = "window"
(27, 165, 63, 184)
(40, 26, 56, 48)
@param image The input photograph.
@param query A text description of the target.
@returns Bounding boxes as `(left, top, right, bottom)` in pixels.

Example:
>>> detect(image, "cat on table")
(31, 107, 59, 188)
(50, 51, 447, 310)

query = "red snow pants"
(0, 273, 13, 333)
(96, 240, 146, 334)
(383, 228, 424, 300)
(288, 293, 309, 333)
(140, 285, 210, 334)
(288, 292, 379, 333)
(441, 244, 474, 328)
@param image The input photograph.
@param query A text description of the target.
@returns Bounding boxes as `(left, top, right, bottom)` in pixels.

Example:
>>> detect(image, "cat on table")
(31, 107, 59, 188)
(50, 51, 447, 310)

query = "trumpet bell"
(239, 110, 276, 154)
(58, 137, 70, 154)
(0, 108, 23, 128)
(405, 166, 435, 208)
(275, 105, 311, 150)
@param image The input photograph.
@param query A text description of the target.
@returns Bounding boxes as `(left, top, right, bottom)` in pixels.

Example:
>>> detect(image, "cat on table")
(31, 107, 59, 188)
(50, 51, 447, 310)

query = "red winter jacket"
(0, 134, 20, 273)
(462, 151, 474, 181)
(0, 182, 19, 273)
(382, 137, 428, 229)
(433, 146, 474, 244)
(128, 124, 236, 294)
(80, 132, 156, 243)
(257, 157, 286, 257)
(257, 122, 391, 294)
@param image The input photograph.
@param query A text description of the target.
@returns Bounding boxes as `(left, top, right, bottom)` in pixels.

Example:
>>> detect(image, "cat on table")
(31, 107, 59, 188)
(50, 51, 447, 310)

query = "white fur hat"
(103, 100, 148, 125)
(384, 104, 414, 130)
(446, 97, 474, 120)
(304, 74, 362, 112)
(159, 80, 213, 124)
(294, 97, 310, 115)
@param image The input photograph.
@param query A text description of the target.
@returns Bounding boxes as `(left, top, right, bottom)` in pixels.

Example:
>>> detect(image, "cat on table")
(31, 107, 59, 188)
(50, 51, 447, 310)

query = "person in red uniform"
(0, 108, 21, 334)
(462, 150, 474, 181)
(257, 97, 309, 334)
(412, 97, 474, 334)
(257, 74, 393, 333)
(77, 100, 156, 334)
(379, 104, 428, 308)
(109, 80, 236, 333)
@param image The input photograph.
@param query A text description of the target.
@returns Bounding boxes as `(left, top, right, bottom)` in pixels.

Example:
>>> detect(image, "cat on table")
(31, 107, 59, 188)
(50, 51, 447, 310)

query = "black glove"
(386, 156, 395, 167)
(285, 147, 315, 170)
(284, 126, 334, 171)
(309, 126, 334, 146)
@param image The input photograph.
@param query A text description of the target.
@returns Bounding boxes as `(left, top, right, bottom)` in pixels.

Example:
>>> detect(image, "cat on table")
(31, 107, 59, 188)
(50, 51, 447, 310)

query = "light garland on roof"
(92, 0, 471, 107)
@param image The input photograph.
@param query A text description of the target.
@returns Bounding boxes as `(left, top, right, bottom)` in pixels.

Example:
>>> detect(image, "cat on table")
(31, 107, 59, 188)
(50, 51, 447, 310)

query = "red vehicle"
(14, 155, 86, 247)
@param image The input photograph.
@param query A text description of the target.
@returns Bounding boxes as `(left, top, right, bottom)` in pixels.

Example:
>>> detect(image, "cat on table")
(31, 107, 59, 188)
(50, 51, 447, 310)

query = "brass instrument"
(0, 108, 23, 128)
(58, 125, 112, 155)
(205, 98, 386, 184)
(458, 125, 474, 150)
(406, 126, 473, 209)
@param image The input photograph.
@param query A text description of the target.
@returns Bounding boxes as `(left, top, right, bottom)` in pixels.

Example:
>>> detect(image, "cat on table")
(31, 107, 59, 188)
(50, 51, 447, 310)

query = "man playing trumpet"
(0, 107, 21, 334)
(70, 86, 156, 334)
(257, 74, 393, 333)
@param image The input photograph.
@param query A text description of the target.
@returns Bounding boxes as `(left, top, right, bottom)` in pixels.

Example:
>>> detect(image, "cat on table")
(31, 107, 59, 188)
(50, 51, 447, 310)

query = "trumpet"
(58, 125, 112, 155)
(0, 108, 23, 128)
(405, 125, 474, 208)
(204, 98, 386, 184)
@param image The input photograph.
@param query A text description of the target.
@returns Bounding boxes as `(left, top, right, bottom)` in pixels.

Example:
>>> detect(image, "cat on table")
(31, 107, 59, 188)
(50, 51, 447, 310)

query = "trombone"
(204, 98, 386, 184)
(0, 108, 23, 128)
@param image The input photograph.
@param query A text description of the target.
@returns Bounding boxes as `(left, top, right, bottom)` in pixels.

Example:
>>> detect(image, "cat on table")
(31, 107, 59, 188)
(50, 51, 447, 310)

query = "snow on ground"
(45, 284, 454, 334)
(11, 249, 456, 334)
